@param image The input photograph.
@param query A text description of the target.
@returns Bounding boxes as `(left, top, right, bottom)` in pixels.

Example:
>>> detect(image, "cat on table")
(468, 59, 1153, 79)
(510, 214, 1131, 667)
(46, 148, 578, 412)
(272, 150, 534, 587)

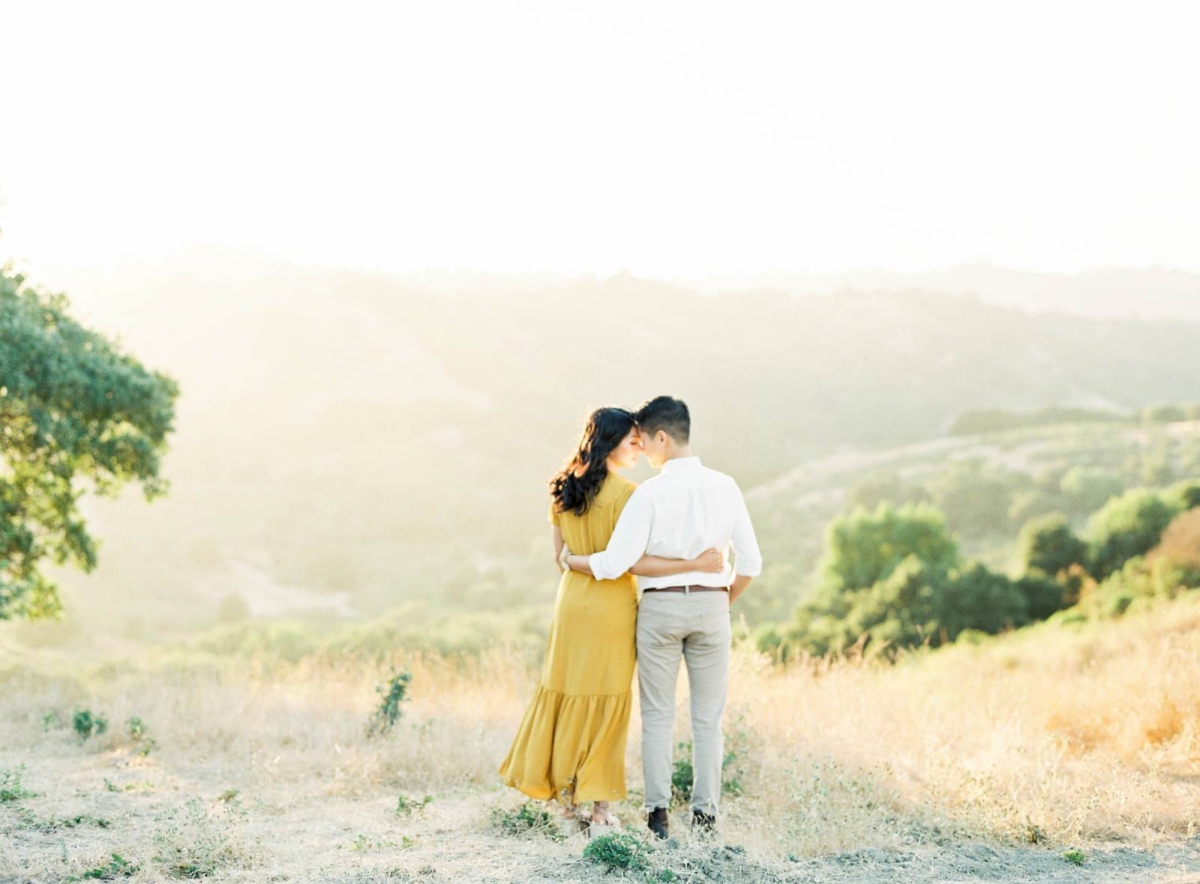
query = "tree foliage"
(818, 502, 959, 593)
(1018, 513, 1087, 578)
(1085, 488, 1180, 580)
(0, 265, 178, 619)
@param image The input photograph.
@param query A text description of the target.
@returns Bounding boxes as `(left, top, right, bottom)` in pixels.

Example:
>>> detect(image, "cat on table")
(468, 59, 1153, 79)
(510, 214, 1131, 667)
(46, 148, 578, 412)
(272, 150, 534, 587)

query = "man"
(561, 396, 762, 839)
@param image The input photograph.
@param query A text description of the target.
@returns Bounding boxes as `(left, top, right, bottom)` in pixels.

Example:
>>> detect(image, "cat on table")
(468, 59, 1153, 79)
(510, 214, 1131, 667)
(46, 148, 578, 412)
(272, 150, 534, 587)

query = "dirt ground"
(3, 743, 1200, 884)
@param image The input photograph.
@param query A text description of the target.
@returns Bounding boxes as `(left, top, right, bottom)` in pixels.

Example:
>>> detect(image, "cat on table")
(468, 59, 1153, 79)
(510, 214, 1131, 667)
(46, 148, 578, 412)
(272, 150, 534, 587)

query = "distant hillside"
(16, 249, 1200, 641)
(690, 264, 1200, 321)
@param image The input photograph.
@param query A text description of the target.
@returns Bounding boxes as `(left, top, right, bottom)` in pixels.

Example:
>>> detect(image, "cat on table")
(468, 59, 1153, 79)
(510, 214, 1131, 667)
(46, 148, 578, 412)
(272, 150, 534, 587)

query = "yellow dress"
(499, 472, 639, 804)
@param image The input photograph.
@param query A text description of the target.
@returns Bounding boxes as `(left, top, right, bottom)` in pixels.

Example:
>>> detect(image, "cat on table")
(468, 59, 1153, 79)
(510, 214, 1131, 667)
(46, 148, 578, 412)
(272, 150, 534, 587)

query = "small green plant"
(152, 798, 246, 879)
(583, 832, 650, 872)
(0, 765, 35, 802)
(670, 741, 743, 803)
(1062, 848, 1086, 866)
(490, 801, 563, 842)
(216, 789, 239, 803)
(72, 853, 139, 881)
(395, 793, 432, 815)
(35, 814, 112, 831)
(346, 833, 411, 851)
(73, 709, 108, 740)
(367, 670, 412, 736)
(127, 717, 157, 755)
(670, 743, 694, 804)
(105, 778, 155, 793)
(43, 710, 65, 731)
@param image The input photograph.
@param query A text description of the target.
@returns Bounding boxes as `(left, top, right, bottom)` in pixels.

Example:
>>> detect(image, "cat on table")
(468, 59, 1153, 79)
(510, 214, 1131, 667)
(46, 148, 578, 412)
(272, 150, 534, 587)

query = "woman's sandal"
(556, 801, 589, 835)
(590, 801, 620, 828)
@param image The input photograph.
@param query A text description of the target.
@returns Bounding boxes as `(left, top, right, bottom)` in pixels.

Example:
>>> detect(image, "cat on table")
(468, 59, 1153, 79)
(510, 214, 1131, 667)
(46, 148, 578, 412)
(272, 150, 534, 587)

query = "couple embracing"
(499, 396, 762, 840)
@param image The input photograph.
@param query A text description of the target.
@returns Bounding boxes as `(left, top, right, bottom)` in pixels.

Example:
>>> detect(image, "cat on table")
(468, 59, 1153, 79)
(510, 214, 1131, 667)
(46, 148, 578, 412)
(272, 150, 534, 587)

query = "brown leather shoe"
(647, 807, 669, 840)
(692, 809, 716, 833)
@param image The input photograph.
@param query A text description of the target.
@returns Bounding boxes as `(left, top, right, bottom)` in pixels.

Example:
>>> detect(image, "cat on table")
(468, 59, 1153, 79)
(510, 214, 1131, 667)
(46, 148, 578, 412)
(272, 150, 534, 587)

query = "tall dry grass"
(2, 593, 1199, 870)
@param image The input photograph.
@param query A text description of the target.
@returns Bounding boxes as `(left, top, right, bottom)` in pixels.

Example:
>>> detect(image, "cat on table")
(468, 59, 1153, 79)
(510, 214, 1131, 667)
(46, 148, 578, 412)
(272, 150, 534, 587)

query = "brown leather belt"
(643, 585, 729, 594)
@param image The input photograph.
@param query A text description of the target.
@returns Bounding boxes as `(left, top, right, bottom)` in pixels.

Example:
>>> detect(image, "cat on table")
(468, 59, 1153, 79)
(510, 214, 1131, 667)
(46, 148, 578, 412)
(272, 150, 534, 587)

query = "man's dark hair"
(635, 396, 690, 444)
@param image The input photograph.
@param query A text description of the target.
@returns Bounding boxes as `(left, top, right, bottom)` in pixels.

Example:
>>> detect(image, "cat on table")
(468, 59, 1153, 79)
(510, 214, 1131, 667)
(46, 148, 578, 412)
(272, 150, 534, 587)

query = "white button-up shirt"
(588, 456, 763, 591)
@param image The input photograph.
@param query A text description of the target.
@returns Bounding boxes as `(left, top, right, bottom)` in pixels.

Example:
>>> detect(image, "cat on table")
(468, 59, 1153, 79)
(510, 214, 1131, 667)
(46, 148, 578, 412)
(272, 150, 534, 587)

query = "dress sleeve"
(548, 499, 561, 526)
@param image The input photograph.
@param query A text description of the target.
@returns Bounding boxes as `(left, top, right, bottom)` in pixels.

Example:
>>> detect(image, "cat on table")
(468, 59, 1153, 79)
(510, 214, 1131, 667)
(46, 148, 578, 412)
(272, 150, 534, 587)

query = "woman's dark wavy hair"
(550, 407, 636, 517)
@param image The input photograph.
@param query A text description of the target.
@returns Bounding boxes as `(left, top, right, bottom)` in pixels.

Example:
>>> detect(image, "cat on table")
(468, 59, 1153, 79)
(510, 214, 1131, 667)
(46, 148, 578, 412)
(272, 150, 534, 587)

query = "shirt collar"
(660, 455, 701, 473)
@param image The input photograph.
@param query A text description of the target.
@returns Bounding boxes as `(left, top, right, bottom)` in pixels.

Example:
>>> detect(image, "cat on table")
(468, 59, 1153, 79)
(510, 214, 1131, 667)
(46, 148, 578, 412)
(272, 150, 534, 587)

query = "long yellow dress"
(499, 472, 639, 804)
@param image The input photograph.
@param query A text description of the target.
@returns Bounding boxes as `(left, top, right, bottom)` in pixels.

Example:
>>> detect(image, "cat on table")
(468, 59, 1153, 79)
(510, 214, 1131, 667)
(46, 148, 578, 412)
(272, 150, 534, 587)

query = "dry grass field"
(4, 596, 1200, 882)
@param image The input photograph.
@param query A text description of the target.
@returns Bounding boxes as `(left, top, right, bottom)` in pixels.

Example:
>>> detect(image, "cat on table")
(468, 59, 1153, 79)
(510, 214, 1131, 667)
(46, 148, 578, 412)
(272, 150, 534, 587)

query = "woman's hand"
(691, 547, 725, 573)
(559, 544, 572, 572)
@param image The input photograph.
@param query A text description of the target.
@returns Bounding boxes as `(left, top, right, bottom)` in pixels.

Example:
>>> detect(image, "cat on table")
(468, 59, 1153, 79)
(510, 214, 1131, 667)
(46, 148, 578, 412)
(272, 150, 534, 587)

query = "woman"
(499, 407, 722, 827)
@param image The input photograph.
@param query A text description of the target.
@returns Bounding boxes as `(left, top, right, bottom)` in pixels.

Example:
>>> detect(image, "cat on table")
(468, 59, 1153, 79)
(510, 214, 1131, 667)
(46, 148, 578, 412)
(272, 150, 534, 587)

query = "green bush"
(1086, 556, 1194, 619)
(490, 801, 563, 841)
(1015, 574, 1068, 621)
(751, 622, 788, 660)
(671, 737, 745, 804)
(1086, 489, 1180, 578)
(1018, 513, 1087, 577)
(0, 765, 35, 802)
(75, 853, 138, 880)
(126, 717, 157, 756)
(791, 555, 1032, 656)
(1162, 480, 1200, 513)
(395, 794, 432, 816)
(819, 502, 959, 593)
(73, 709, 108, 740)
(366, 670, 412, 737)
(583, 832, 650, 872)
(1141, 404, 1186, 424)
(1059, 466, 1123, 516)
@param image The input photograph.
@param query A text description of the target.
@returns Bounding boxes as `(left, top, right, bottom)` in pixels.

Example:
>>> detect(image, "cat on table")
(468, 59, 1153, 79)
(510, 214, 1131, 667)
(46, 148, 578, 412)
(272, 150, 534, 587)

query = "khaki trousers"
(636, 590, 731, 816)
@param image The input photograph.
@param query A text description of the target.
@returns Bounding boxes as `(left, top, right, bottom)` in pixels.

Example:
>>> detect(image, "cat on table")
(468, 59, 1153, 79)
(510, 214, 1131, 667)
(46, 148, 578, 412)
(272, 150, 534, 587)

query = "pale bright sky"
(3, 0, 1198, 278)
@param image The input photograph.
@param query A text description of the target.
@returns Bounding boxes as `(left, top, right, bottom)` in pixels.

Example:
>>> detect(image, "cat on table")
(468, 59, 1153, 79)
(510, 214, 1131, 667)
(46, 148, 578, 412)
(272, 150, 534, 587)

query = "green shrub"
(819, 502, 958, 593)
(0, 765, 35, 802)
(1086, 556, 1192, 619)
(1014, 574, 1067, 621)
(791, 554, 1034, 656)
(126, 717, 157, 756)
(395, 794, 432, 816)
(73, 709, 108, 740)
(490, 801, 563, 841)
(1141, 404, 1185, 424)
(583, 832, 650, 872)
(1018, 513, 1087, 578)
(151, 798, 246, 879)
(1059, 467, 1123, 516)
(1162, 480, 1200, 513)
(751, 623, 784, 659)
(366, 670, 412, 736)
(1087, 489, 1180, 578)
(671, 736, 746, 804)
(75, 853, 138, 880)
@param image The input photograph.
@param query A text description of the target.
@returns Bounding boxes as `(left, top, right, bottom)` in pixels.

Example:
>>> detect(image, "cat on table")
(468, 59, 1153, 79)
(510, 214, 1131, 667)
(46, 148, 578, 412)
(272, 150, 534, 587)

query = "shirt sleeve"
(588, 487, 653, 580)
(730, 485, 763, 578)
(548, 500, 561, 526)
